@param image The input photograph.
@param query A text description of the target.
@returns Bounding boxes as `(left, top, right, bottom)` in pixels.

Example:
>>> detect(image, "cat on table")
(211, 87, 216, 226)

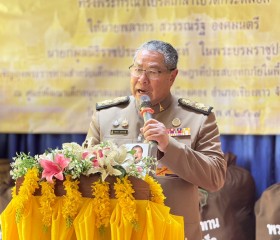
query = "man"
(84, 40, 227, 240)
(131, 144, 144, 163)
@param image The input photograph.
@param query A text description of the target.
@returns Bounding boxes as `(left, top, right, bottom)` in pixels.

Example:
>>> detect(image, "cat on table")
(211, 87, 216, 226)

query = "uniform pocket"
(172, 135, 191, 147)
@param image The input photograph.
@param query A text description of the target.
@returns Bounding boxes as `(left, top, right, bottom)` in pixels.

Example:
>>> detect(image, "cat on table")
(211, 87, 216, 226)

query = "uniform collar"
(134, 93, 173, 114)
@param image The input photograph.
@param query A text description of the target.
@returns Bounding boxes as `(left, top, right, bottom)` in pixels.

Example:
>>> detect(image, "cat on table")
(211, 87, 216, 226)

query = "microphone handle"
(142, 111, 158, 147)
(143, 111, 152, 123)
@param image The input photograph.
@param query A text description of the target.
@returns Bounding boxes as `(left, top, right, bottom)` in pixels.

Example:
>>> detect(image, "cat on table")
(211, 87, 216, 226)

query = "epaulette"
(178, 98, 213, 115)
(96, 96, 130, 110)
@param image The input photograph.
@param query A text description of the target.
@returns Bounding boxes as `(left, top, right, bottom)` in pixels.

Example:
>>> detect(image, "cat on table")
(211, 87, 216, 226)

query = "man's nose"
(137, 71, 149, 83)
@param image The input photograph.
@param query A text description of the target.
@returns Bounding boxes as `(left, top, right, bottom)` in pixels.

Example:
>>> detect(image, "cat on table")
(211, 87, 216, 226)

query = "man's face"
(133, 147, 143, 162)
(130, 49, 177, 105)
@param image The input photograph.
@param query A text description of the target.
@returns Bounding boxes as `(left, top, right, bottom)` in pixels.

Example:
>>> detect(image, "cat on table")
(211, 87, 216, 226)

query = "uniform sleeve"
(159, 112, 227, 192)
(83, 110, 101, 147)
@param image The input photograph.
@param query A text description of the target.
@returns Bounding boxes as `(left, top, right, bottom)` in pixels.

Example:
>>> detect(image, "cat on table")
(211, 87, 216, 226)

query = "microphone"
(139, 95, 154, 122)
(139, 95, 158, 149)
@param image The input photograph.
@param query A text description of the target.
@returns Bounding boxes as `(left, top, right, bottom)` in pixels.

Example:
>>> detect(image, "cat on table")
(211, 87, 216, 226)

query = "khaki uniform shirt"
(85, 94, 227, 240)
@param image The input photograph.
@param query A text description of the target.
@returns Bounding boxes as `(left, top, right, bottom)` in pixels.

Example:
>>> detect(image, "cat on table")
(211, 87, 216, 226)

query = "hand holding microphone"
(139, 95, 169, 152)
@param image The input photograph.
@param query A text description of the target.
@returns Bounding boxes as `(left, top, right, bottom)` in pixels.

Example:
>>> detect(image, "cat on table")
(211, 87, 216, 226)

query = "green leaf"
(113, 165, 126, 178)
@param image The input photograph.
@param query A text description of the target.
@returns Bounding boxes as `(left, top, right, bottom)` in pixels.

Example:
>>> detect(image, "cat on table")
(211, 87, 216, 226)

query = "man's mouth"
(137, 89, 147, 94)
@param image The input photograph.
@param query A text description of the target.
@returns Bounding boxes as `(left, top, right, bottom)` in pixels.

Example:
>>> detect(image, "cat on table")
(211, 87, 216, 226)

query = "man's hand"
(141, 119, 169, 152)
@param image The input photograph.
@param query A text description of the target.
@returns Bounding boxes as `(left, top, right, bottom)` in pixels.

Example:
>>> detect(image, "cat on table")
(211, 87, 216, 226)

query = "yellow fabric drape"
(1, 197, 184, 240)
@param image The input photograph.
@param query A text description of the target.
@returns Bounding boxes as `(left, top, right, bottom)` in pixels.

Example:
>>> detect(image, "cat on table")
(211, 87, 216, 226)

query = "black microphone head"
(140, 95, 152, 109)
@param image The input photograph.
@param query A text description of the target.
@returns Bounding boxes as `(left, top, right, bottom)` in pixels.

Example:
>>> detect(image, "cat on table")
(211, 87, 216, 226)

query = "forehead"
(134, 49, 166, 68)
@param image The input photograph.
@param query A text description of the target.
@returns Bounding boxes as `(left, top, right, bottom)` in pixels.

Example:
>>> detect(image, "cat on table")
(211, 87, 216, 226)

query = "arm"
(143, 112, 226, 192)
(83, 111, 100, 147)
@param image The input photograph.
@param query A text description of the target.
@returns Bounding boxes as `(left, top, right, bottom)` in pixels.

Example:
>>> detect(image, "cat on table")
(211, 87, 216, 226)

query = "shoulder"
(178, 98, 213, 115)
(96, 96, 130, 110)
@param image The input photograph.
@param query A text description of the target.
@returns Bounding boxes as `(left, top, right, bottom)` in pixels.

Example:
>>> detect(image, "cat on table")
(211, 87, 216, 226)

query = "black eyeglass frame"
(128, 64, 176, 79)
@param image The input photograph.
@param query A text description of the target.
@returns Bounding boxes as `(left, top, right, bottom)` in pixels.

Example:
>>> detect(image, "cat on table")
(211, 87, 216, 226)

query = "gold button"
(172, 118, 181, 127)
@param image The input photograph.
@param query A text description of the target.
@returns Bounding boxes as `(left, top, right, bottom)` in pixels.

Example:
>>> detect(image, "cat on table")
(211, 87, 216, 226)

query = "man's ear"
(170, 69, 178, 84)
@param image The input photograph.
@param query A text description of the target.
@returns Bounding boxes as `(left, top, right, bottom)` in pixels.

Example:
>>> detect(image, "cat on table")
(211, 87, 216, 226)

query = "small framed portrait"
(125, 143, 150, 163)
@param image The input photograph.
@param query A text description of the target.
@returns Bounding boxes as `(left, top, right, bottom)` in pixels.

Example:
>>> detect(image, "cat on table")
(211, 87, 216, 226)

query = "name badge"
(110, 129, 128, 135)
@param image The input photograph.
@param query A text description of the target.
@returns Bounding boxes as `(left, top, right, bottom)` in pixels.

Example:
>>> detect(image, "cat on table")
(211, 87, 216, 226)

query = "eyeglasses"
(129, 65, 175, 80)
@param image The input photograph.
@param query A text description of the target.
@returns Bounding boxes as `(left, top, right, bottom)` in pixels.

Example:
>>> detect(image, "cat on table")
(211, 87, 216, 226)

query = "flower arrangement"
(11, 140, 157, 182)
(10, 140, 164, 232)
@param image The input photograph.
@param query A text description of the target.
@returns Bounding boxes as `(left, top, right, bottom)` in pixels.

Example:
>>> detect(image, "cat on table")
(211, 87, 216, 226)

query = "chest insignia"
(172, 118, 181, 127)
(112, 120, 120, 127)
(167, 127, 191, 137)
(121, 118, 129, 128)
